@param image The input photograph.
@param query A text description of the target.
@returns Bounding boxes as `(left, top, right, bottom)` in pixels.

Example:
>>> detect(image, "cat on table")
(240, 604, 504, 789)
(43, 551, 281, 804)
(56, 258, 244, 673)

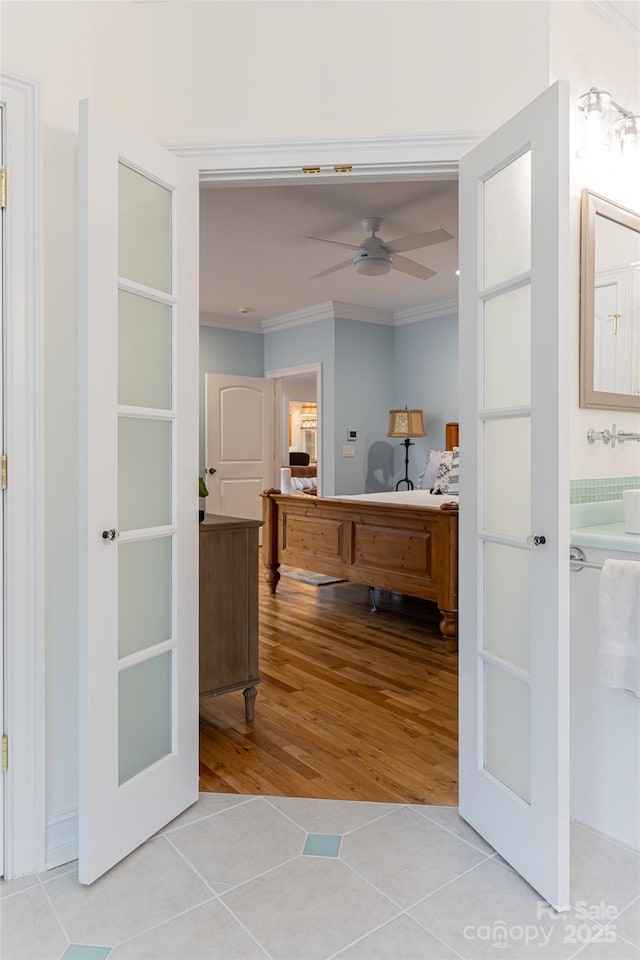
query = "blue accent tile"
(302, 833, 342, 857)
(61, 947, 112, 960)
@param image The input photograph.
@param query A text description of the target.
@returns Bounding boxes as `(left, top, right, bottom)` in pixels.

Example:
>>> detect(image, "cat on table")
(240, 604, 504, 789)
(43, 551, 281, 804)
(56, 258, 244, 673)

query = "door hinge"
(2, 736, 7, 773)
(0, 168, 6, 209)
(1, 453, 7, 490)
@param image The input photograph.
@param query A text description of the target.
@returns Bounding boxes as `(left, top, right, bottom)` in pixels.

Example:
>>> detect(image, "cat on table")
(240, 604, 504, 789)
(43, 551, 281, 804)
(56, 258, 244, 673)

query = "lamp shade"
(387, 408, 425, 438)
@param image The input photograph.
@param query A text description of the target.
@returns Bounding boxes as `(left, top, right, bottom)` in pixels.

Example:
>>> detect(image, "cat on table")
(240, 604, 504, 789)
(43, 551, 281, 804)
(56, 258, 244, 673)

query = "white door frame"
(0, 71, 45, 878)
(266, 363, 323, 497)
(14, 129, 487, 876)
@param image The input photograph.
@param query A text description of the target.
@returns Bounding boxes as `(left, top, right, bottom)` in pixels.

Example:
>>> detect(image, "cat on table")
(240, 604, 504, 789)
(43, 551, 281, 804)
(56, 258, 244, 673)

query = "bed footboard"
(261, 489, 458, 652)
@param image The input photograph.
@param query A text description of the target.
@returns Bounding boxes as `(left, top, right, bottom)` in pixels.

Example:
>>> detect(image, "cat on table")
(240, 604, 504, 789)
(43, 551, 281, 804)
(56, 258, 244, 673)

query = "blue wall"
(264, 318, 336, 495)
(334, 319, 394, 495)
(392, 314, 458, 484)
(200, 311, 459, 493)
(199, 325, 264, 472)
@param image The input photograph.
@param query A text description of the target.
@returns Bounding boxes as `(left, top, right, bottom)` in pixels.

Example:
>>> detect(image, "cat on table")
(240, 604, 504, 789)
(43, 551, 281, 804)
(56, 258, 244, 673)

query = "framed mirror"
(580, 190, 640, 411)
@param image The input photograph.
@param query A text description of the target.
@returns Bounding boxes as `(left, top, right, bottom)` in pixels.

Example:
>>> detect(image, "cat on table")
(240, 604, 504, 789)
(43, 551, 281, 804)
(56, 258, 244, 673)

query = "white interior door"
(79, 101, 199, 884)
(205, 374, 275, 521)
(0, 103, 5, 876)
(458, 81, 570, 909)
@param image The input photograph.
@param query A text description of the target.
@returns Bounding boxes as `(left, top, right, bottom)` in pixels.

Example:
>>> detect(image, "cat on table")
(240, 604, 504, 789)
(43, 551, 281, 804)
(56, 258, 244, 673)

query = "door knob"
(102, 528, 117, 541)
(527, 534, 546, 548)
(208, 467, 217, 475)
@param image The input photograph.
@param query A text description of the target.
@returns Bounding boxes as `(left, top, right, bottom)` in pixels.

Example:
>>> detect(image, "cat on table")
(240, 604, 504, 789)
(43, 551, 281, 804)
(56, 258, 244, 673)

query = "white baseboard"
(45, 807, 78, 869)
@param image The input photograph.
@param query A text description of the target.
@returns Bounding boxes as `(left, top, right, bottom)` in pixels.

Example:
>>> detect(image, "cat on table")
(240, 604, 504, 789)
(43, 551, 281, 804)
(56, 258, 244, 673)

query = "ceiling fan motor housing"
(353, 236, 392, 276)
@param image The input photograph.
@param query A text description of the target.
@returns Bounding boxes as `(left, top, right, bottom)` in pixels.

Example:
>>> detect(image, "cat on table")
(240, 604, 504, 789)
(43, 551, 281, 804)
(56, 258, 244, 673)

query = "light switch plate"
(342, 445, 356, 458)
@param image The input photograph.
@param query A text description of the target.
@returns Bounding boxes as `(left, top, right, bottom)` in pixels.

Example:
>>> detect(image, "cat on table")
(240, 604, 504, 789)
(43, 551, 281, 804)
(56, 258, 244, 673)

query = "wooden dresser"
(199, 514, 262, 721)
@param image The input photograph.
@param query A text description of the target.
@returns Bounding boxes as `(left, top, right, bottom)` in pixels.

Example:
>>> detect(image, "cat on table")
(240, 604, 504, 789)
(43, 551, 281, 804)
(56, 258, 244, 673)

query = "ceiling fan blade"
(308, 259, 353, 280)
(386, 228, 453, 254)
(391, 255, 437, 280)
(306, 236, 361, 251)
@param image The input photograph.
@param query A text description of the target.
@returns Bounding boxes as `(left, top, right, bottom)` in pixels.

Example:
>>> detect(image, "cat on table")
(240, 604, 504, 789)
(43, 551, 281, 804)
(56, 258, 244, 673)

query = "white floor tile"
(222, 856, 398, 960)
(0, 883, 68, 960)
(612, 898, 640, 950)
(571, 823, 640, 914)
(332, 913, 458, 959)
(575, 934, 640, 959)
(0, 874, 39, 900)
(162, 794, 256, 834)
(410, 858, 584, 959)
(44, 836, 211, 946)
(411, 805, 495, 855)
(168, 797, 305, 892)
(109, 900, 267, 959)
(266, 797, 399, 835)
(341, 807, 487, 908)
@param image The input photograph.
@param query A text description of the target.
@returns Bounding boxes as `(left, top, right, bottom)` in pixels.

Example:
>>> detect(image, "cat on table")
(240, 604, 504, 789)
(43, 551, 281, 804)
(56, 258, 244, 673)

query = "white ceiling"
(199, 179, 459, 325)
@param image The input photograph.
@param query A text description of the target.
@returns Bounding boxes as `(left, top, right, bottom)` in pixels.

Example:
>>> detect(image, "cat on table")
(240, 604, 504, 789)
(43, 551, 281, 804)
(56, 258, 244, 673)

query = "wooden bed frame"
(261, 423, 459, 652)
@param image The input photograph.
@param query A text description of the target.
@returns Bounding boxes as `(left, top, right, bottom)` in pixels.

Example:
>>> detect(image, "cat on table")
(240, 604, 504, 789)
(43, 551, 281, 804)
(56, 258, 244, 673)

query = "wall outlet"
(342, 445, 356, 458)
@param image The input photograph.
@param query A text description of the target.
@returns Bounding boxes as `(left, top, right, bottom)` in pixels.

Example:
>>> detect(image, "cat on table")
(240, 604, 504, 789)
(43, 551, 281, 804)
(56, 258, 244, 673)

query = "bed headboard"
(445, 422, 459, 451)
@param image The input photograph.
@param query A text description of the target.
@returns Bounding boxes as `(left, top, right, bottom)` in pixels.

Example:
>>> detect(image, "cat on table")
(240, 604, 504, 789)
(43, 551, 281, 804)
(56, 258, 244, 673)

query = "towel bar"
(570, 546, 604, 571)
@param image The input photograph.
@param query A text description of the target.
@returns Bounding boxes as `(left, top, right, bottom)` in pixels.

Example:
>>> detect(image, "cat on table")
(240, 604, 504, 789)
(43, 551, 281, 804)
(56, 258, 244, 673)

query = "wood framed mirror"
(580, 190, 640, 411)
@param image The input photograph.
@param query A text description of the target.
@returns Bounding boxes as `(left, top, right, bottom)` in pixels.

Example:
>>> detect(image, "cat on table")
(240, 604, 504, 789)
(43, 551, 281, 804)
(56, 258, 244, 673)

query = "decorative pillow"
(431, 450, 453, 494)
(417, 449, 443, 490)
(447, 447, 460, 495)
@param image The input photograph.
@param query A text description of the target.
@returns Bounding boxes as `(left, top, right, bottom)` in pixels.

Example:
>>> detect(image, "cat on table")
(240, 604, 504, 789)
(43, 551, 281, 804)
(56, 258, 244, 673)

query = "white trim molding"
(201, 298, 459, 334)
(590, 1, 640, 34)
(45, 806, 78, 870)
(170, 132, 486, 186)
(394, 298, 459, 325)
(0, 71, 45, 878)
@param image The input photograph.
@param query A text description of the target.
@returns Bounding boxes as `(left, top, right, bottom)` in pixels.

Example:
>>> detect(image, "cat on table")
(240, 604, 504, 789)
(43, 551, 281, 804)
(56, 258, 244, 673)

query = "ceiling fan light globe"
(355, 257, 392, 276)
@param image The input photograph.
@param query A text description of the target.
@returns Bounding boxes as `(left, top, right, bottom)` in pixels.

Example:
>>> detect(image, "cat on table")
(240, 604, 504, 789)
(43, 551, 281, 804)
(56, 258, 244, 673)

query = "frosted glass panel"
(484, 286, 531, 409)
(118, 652, 172, 785)
(118, 291, 172, 409)
(484, 542, 530, 671)
(119, 537, 172, 658)
(484, 661, 531, 803)
(119, 417, 171, 530)
(484, 151, 531, 288)
(484, 418, 530, 537)
(220, 388, 264, 461)
(118, 163, 172, 293)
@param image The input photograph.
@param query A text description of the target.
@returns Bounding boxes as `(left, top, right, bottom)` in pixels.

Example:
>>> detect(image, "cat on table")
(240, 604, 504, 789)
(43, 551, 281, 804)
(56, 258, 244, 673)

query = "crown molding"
(332, 302, 394, 325)
(261, 301, 335, 332)
(200, 311, 262, 333)
(590, 1, 640, 34)
(167, 131, 486, 184)
(393, 298, 459, 325)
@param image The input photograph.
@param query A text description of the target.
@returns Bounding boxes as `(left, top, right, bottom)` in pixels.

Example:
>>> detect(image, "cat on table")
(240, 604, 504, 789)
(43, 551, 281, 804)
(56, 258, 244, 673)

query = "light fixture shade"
(387, 408, 426, 438)
(577, 87, 612, 159)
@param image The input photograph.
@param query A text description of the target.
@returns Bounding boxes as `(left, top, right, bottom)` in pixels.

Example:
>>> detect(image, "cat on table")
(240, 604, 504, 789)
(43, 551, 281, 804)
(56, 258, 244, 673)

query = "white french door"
(458, 81, 570, 909)
(79, 102, 199, 884)
(205, 374, 275, 522)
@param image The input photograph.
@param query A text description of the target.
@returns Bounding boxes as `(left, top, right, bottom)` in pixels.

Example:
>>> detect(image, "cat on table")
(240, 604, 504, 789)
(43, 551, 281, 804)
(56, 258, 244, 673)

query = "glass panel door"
(458, 81, 570, 910)
(79, 100, 198, 885)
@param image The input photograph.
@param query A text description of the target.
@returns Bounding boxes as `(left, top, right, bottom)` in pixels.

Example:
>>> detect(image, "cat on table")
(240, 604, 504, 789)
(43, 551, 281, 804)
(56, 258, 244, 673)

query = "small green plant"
(199, 477, 209, 498)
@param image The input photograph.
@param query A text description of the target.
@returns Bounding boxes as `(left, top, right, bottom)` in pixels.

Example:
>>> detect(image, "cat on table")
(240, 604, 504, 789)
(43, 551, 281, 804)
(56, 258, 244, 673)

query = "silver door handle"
(102, 528, 117, 541)
(527, 534, 546, 548)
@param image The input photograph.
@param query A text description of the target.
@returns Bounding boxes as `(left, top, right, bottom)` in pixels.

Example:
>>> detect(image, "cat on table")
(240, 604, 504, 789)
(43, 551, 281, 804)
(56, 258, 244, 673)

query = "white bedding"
(331, 490, 458, 508)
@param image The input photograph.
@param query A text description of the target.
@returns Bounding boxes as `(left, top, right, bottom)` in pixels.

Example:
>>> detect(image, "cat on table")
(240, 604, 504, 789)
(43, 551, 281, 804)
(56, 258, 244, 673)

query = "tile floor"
(1, 795, 639, 960)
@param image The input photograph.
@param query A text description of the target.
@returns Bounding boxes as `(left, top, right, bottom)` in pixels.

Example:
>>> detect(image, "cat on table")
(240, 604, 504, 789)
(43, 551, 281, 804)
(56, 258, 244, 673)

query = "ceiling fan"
(307, 217, 453, 280)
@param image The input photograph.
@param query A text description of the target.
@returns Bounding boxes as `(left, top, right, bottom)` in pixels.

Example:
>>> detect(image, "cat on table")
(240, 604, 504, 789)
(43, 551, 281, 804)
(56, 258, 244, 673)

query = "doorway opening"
(197, 175, 460, 806)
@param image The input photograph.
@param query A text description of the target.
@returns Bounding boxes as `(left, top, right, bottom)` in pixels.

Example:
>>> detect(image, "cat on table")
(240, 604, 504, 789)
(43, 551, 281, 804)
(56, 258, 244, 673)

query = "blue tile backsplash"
(570, 476, 640, 504)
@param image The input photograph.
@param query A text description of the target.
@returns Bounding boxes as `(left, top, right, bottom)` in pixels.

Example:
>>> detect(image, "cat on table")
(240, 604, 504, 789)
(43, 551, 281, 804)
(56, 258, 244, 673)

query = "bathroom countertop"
(571, 500, 640, 555)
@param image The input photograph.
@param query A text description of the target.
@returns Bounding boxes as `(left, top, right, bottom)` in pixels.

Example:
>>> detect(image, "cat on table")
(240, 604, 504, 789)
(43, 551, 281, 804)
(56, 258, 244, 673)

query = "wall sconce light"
(387, 407, 425, 491)
(577, 87, 640, 160)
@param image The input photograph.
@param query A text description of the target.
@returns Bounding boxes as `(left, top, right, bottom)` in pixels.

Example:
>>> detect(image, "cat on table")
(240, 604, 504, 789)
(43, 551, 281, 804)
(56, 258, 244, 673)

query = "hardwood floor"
(199, 572, 459, 805)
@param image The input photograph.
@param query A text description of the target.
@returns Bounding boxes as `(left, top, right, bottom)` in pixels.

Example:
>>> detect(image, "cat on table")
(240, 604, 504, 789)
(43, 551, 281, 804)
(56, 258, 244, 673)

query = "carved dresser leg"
(439, 610, 458, 653)
(243, 686, 257, 722)
(264, 563, 281, 595)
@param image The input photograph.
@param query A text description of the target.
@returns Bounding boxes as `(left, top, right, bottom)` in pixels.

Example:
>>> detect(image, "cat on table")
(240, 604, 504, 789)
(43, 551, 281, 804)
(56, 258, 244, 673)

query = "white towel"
(598, 559, 640, 697)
